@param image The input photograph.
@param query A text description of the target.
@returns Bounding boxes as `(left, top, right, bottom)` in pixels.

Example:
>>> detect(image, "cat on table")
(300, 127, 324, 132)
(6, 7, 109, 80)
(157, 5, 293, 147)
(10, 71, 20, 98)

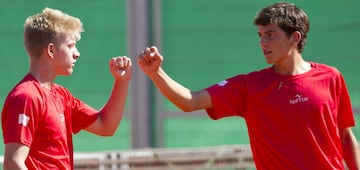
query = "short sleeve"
(205, 75, 247, 120)
(337, 74, 355, 129)
(70, 97, 98, 134)
(2, 93, 41, 146)
(54, 85, 98, 134)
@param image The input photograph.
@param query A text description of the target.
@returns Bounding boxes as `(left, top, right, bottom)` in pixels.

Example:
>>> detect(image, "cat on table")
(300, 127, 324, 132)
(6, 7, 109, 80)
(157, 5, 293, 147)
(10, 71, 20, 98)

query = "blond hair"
(24, 7, 84, 58)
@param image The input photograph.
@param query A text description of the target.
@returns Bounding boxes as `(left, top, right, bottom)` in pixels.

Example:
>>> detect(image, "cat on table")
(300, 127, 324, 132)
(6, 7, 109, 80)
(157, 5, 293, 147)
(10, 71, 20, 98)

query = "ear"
(291, 31, 302, 45)
(47, 43, 55, 59)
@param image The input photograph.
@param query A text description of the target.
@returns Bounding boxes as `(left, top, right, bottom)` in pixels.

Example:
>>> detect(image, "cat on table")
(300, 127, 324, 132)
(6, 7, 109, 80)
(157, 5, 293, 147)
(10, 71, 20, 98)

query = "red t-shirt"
(206, 62, 355, 170)
(2, 74, 98, 169)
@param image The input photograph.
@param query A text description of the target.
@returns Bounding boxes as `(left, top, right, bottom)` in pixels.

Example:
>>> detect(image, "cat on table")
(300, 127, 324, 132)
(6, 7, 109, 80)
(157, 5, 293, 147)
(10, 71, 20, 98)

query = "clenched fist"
(109, 56, 132, 80)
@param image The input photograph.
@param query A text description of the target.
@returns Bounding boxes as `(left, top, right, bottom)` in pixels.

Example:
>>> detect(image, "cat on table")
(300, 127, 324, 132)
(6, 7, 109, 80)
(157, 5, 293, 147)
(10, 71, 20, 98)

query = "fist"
(109, 56, 132, 80)
(137, 46, 163, 75)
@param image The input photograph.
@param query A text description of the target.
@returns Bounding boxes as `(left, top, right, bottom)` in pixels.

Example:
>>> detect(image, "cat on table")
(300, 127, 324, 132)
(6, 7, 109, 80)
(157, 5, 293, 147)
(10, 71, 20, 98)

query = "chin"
(265, 60, 274, 64)
(59, 73, 72, 77)
(60, 70, 73, 76)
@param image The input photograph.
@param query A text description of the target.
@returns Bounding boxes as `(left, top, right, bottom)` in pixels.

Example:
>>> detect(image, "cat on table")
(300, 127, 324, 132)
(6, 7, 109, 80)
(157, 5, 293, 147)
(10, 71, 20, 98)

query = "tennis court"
(0, 0, 359, 160)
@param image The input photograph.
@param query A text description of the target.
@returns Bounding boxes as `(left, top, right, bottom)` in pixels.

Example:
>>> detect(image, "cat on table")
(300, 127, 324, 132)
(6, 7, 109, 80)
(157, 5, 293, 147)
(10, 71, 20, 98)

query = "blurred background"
(0, 0, 359, 165)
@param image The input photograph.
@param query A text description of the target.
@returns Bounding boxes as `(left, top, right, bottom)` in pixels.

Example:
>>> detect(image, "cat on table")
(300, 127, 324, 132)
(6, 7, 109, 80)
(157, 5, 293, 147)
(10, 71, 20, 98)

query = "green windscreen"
(0, 0, 359, 152)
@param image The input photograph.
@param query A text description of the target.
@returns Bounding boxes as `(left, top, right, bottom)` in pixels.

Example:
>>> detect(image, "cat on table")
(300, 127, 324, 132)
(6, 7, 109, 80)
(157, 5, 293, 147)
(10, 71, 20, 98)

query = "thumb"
(149, 46, 159, 57)
(149, 46, 163, 60)
(150, 46, 158, 53)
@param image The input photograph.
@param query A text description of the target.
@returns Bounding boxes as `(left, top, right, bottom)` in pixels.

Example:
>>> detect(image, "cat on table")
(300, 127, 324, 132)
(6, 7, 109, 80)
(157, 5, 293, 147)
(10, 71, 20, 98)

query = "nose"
(259, 37, 268, 48)
(73, 47, 80, 59)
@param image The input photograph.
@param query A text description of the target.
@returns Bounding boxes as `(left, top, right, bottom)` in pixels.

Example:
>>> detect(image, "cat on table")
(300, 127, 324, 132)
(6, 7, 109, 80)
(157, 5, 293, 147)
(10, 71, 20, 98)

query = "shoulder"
(310, 62, 345, 83)
(7, 77, 41, 101)
(311, 62, 341, 75)
(243, 66, 274, 82)
(52, 83, 71, 93)
(229, 66, 273, 80)
(248, 66, 273, 76)
(220, 66, 273, 87)
(6, 89, 41, 111)
(2, 78, 44, 113)
(310, 62, 346, 87)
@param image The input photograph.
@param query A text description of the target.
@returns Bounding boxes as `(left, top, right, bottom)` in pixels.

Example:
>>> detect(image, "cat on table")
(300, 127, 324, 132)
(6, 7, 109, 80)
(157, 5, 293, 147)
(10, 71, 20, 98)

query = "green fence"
(0, 0, 359, 154)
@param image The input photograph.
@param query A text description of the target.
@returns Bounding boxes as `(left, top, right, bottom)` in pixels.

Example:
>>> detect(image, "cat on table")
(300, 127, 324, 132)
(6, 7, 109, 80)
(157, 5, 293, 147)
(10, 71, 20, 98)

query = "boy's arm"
(85, 56, 132, 136)
(341, 127, 360, 170)
(3, 143, 29, 170)
(137, 46, 212, 112)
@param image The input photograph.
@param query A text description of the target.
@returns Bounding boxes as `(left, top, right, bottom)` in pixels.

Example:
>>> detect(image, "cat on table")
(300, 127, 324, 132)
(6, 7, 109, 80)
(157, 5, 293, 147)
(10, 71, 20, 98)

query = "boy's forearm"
(149, 68, 195, 112)
(98, 79, 130, 135)
(342, 129, 360, 169)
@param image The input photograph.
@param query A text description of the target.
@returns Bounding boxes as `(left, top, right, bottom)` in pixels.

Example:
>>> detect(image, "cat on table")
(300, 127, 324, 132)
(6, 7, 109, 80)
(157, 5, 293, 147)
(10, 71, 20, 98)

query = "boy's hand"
(109, 56, 132, 80)
(137, 46, 163, 75)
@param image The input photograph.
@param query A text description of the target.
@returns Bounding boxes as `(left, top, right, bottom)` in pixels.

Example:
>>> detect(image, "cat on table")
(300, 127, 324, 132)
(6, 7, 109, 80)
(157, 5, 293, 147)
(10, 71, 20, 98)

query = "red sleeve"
(2, 91, 41, 147)
(70, 97, 98, 134)
(55, 85, 98, 134)
(205, 75, 247, 120)
(337, 74, 355, 129)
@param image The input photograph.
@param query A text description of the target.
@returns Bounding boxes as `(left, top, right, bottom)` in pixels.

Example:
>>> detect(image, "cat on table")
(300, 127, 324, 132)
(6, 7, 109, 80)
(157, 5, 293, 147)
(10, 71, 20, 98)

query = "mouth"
(263, 49, 272, 55)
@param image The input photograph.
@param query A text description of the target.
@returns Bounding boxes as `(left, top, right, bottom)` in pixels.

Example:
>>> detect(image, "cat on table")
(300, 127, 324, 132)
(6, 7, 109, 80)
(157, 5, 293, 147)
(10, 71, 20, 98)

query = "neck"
(29, 63, 55, 90)
(274, 53, 311, 75)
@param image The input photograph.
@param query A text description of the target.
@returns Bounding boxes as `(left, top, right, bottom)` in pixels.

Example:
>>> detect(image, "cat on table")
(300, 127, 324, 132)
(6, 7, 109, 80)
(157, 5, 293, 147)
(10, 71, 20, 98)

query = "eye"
(269, 32, 279, 38)
(68, 43, 76, 49)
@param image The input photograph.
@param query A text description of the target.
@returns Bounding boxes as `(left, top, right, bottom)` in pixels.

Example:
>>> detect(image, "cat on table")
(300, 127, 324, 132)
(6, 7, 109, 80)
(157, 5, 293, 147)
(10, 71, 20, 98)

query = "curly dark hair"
(253, 2, 310, 53)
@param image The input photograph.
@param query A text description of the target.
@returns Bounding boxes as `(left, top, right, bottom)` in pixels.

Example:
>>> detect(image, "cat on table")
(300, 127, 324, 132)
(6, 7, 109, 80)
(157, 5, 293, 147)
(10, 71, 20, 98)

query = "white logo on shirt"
(217, 80, 228, 86)
(289, 94, 309, 104)
(59, 113, 65, 122)
(18, 113, 30, 126)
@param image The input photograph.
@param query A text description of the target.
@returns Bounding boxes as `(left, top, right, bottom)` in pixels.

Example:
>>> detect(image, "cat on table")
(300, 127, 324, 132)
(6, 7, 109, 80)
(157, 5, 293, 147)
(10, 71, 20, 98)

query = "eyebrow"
(258, 30, 277, 35)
